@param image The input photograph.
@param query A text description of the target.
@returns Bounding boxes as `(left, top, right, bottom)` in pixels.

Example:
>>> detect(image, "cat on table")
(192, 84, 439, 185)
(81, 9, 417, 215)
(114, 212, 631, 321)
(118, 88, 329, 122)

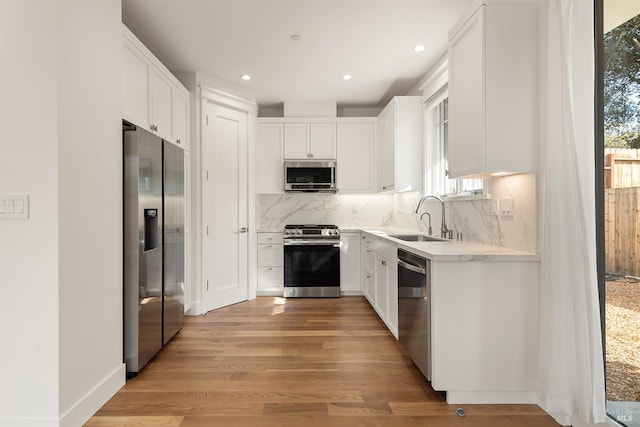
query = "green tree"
(604, 14, 640, 148)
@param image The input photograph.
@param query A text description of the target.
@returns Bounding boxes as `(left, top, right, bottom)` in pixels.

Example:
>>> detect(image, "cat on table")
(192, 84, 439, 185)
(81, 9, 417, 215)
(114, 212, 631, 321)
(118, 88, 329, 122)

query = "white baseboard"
(256, 290, 284, 297)
(0, 364, 125, 427)
(186, 300, 202, 315)
(59, 363, 126, 427)
(446, 391, 537, 404)
(256, 290, 364, 297)
(0, 417, 59, 427)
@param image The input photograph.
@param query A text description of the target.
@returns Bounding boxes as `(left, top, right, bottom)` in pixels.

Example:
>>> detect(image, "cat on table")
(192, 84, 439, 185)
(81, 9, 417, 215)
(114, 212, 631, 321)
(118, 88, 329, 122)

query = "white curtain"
(537, 0, 607, 425)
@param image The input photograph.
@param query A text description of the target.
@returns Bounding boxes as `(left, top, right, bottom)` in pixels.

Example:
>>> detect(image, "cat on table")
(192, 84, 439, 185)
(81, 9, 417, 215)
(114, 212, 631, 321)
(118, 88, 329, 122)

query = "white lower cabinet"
(387, 260, 398, 337)
(257, 232, 283, 295)
(430, 260, 539, 403)
(374, 256, 389, 319)
(339, 232, 361, 295)
(360, 234, 398, 338)
(362, 235, 375, 304)
(358, 232, 539, 403)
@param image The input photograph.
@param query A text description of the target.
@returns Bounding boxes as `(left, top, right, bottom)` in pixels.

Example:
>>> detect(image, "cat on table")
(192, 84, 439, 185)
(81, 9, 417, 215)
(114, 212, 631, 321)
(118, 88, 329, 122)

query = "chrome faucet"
(415, 195, 450, 238)
(420, 212, 432, 235)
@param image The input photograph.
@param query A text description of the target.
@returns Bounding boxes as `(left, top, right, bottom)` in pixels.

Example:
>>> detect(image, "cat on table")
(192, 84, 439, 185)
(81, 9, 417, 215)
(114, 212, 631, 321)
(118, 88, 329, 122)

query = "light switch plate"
(491, 199, 499, 216)
(0, 194, 29, 219)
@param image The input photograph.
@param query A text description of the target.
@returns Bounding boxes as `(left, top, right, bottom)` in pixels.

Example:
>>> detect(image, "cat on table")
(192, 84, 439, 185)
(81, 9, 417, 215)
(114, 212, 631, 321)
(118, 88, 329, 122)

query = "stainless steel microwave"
(284, 160, 337, 193)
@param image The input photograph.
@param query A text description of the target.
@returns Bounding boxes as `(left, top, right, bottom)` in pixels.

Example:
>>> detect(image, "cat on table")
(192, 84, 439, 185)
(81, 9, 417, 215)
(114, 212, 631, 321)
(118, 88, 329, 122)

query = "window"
(424, 87, 485, 197)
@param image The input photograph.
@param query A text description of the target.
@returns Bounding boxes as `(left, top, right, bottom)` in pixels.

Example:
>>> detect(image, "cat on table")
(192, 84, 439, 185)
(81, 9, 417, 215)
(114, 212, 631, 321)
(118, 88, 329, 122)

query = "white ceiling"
(122, 0, 474, 108)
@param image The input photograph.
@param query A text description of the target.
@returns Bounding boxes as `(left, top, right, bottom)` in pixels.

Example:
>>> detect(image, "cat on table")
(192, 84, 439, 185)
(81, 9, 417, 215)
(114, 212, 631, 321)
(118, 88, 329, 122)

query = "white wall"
(0, 1, 61, 422)
(56, 1, 124, 425)
(0, 1, 124, 425)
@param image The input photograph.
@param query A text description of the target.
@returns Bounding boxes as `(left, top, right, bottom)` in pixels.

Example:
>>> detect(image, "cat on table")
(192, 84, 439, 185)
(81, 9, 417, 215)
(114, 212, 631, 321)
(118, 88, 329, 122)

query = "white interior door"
(203, 102, 248, 311)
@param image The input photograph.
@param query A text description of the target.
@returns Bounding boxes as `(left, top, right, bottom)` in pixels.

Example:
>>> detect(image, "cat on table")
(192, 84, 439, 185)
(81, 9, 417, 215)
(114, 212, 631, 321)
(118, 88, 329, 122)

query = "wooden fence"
(605, 148, 640, 189)
(605, 187, 640, 276)
(604, 149, 640, 275)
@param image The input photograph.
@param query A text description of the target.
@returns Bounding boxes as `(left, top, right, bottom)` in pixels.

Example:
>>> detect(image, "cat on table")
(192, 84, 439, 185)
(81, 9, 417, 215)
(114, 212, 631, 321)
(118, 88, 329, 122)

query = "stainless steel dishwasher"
(397, 248, 431, 380)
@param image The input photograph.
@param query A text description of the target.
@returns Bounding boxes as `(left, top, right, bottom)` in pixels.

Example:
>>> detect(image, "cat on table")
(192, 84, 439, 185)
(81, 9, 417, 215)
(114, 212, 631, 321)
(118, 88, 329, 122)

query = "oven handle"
(284, 240, 341, 247)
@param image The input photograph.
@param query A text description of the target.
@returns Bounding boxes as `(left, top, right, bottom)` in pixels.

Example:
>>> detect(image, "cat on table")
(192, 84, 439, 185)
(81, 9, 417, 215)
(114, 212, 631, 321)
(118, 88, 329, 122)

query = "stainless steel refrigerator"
(123, 120, 184, 376)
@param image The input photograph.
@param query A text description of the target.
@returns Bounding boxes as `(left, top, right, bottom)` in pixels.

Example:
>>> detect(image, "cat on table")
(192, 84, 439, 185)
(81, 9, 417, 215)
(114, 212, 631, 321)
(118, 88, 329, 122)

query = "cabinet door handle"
(239, 227, 248, 233)
(307, 153, 313, 158)
(264, 245, 272, 249)
(176, 138, 181, 144)
(381, 260, 387, 266)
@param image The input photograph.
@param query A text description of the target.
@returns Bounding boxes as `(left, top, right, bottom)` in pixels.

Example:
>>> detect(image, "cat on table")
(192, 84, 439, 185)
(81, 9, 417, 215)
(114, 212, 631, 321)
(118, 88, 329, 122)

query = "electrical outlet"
(500, 198, 514, 216)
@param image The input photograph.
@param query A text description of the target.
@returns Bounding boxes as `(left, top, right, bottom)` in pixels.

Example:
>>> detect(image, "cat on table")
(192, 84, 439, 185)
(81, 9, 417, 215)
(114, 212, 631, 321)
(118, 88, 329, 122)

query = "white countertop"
(256, 227, 539, 261)
(359, 228, 540, 262)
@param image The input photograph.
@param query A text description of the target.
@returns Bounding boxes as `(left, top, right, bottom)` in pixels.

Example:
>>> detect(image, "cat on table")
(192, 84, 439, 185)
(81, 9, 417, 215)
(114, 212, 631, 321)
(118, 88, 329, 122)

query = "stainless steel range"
(283, 224, 341, 297)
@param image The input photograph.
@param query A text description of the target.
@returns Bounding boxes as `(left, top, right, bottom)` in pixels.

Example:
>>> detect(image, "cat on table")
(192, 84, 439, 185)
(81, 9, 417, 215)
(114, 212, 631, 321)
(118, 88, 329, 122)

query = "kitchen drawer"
(257, 266, 283, 289)
(258, 244, 283, 266)
(258, 232, 283, 244)
(362, 235, 395, 261)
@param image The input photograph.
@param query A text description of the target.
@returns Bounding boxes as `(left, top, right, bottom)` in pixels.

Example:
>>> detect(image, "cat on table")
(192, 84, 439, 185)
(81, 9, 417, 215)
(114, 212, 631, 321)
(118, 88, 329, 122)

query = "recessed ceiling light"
(414, 45, 426, 52)
(240, 74, 251, 81)
(342, 74, 352, 81)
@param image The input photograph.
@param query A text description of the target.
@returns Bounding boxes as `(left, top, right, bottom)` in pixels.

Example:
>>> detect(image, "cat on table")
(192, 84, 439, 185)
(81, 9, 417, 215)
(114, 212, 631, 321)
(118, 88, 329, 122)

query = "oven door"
(284, 240, 340, 289)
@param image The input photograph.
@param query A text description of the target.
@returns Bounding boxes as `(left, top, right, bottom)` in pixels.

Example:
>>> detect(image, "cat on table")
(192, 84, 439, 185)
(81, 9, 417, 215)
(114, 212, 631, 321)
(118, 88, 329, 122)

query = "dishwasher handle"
(397, 258, 427, 275)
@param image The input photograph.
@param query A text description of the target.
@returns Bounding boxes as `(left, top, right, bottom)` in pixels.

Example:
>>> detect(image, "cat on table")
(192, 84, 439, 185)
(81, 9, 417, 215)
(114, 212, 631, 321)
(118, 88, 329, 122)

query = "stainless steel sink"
(387, 234, 450, 242)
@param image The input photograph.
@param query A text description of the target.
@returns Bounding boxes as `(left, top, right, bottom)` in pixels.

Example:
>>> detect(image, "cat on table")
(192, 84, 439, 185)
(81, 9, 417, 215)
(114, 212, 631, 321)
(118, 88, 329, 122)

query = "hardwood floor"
(86, 297, 560, 426)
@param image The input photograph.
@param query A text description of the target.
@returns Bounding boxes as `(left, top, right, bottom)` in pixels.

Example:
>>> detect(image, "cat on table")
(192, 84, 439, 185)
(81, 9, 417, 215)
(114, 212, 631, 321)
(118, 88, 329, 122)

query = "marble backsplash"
(257, 173, 537, 253)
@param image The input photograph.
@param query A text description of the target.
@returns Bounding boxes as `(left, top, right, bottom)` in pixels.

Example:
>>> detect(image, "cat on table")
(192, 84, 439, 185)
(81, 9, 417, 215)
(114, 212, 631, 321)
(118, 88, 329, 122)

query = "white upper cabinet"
(448, 1, 538, 178)
(377, 107, 395, 192)
(257, 122, 284, 194)
(121, 24, 190, 149)
(122, 39, 149, 129)
(376, 96, 423, 192)
(150, 68, 172, 139)
(337, 121, 376, 193)
(171, 89, 189, 148)
(284, 122, 336, 159)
